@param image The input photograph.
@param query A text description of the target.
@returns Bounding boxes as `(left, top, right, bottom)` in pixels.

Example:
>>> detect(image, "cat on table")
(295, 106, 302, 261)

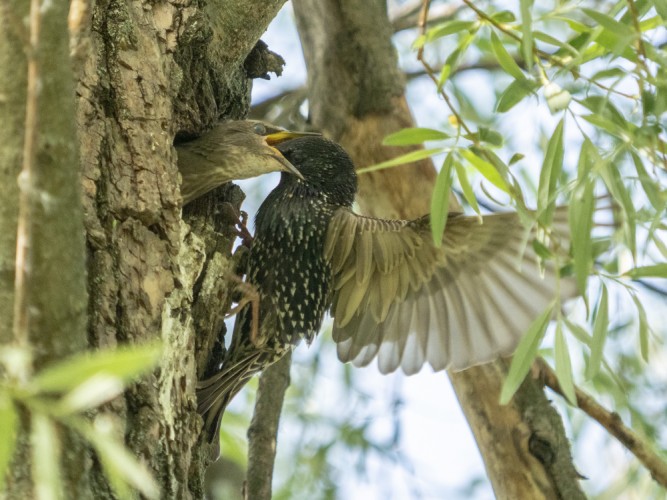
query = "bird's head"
(276, 136, 358, 207)
(225, 120, 321, 180)
(176, 120, 321, 204)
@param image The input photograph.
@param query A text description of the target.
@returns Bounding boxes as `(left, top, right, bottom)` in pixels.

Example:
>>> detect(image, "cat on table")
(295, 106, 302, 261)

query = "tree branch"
(389, 1, 460, 32)
(292, 0, 586, 497)
(536, 358, 667, 488)
(246, 352, 292, 500)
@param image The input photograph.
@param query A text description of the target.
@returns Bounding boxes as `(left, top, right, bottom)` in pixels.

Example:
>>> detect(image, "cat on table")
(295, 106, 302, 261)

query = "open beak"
(270, 149, 304, 179)
(264, 130, 320, 146)
(264, 130, 320, 180)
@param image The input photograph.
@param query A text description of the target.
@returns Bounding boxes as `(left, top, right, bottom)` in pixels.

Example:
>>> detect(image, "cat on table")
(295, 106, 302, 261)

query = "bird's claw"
(219, 203, 254, 248)
(235, 210, 254, 249)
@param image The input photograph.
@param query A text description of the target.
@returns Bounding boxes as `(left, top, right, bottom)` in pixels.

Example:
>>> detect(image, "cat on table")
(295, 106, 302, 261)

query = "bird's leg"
(236, 210, 254, 249)
(226, 275, 261, 346)
(220, 202, 254, 249)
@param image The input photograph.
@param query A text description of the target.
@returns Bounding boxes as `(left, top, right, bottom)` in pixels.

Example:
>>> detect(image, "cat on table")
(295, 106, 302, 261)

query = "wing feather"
(326, 207, 574, 374)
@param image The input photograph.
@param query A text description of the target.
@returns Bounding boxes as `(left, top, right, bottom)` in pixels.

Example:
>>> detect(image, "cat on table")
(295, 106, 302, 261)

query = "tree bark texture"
(292, 0, 585, 498)
(3, 0, 287, 497)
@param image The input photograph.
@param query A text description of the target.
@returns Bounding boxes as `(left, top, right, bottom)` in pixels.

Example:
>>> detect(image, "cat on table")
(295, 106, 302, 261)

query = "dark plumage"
(197, 136, 574, 442)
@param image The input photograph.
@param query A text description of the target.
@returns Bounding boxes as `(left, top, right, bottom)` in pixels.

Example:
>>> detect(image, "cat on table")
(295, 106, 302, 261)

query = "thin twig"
(245, 352, 292, 500)
(415, 0, 473, 136)
(535, 357, 667, 488)
(391, 2, 460, 33)
(13, 0, 41, 346)
(460, 0, 635, 100)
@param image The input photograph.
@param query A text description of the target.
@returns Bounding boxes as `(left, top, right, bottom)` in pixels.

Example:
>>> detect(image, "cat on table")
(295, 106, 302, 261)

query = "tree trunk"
(2, 0, 287, 497)
(292, 0, 585, 498)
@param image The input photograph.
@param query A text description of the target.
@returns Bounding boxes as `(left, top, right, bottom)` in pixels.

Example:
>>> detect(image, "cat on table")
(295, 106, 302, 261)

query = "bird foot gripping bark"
(220, 202, 254, 249)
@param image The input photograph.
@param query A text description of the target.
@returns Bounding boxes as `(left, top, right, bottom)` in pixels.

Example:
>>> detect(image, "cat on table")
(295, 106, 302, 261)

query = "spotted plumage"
(197, 138, 357, 441)
(197, 136, 574, 442)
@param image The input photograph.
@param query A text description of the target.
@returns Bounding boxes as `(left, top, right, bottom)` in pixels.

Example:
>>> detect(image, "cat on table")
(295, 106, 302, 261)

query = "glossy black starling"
(197, 136, 573, 441)
(176, 120, 317, 204)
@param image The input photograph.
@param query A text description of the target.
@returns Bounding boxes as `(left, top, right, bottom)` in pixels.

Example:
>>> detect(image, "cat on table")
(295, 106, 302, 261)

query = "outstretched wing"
(325, 207, 574, 374)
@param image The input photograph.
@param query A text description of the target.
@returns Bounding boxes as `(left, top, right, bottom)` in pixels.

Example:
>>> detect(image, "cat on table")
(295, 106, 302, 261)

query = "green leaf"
(31, 413, 62, 500)
(532, 239, 553, 260)
(357, 148, 443, 174)
(496, 78, 537, 113)
(431, 154, 454, 247)
(580, 96, 629, 130)
(508, 153, 524, 165)
(83, 419, 160, 499)
(586, 284, 609, 380)
(581, 114, 626, 139)
(453, 161, 481, 216)
(461, 149, 510, 193)
(491, 10, 516, 23)
(600, 157, 637, 258)
(554, 322, 577, 405)
(425, 20, 476, 43)
(569, 141, 595, 297)
(582, 8, 635, 38)
(464, 127, 504, 147)
(631, 294, 650, 362)
(630, 152, 663, 211)
(590, 67, 626, 81)
(0, 394, 18, 492)
(532, 30, 580, 56)
(537, 118, 565, 227)
(564, 318, 592, 346)
(639, 15, 663, 32)
(500, 302, 554, 404)
(520, 0, 534, 68)
(31, 343, 162, 393)
(58, 374, 126, 414)
(581, 8, 636, 57)
(445, 32, 477, 73)
(490, 31, 525, 81)
(382, 128, 450, 146)
(625, 263, 667, 279)
(655, 0, 667, 20)
(438, 64, 452, 88)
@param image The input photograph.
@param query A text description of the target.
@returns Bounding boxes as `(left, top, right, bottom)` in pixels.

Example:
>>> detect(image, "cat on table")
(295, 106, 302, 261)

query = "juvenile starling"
(176, 120, 317, 204)
(197, 136, 573, 441)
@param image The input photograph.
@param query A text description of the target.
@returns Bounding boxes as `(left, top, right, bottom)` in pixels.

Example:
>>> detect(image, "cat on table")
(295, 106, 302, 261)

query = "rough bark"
(78, 0, 288, 495)
(292, 0, 585, 498)
(3, 0, 287, 497)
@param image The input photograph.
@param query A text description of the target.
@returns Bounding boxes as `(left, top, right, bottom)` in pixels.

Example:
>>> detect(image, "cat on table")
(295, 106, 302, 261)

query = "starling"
(176, 120, 318, 205)
(197, 136, 574, 441)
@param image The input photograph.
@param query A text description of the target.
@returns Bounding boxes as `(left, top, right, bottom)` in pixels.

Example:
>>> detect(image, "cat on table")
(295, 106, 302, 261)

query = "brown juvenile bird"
(176, 120, 318, 204)
(197, 136, 575, 442)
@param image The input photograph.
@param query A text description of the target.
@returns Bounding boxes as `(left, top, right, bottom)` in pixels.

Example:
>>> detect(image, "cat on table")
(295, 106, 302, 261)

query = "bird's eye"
(253, 123, 266, 135)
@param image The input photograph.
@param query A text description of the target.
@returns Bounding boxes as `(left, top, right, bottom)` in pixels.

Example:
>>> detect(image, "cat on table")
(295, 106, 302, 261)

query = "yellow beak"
(264, 130, 320, 180)
(264, 130, 321, 146)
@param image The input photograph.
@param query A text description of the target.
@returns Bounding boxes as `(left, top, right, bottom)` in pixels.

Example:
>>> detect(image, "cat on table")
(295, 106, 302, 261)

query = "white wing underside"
(325, 208, 574, 375)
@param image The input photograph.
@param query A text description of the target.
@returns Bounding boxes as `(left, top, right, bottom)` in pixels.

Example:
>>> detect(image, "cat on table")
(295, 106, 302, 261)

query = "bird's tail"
(197, 349, 263, 444)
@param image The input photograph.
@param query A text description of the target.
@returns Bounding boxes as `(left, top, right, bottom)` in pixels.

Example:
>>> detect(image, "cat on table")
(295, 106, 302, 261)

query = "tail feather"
(197, 350, 263, 444)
